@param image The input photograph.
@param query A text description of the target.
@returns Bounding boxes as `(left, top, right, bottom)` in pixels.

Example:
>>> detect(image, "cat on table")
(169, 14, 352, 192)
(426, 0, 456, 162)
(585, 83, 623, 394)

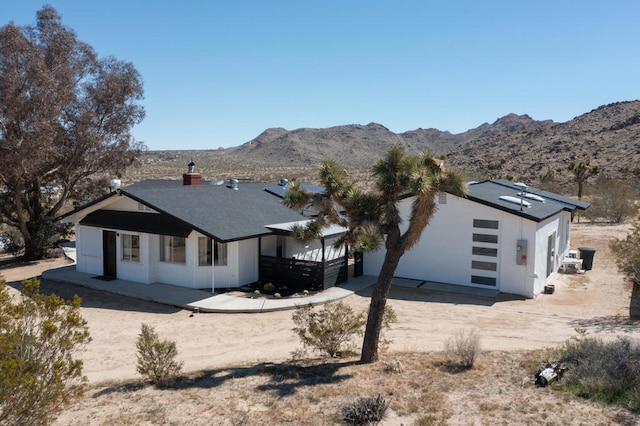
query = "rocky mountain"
(227, 114, 555, 166)
(134, 100, 640, 189)
(446, 100, 640, 183)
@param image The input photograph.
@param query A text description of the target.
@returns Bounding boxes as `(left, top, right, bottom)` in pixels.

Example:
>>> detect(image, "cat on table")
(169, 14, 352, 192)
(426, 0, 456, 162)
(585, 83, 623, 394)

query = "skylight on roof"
(499, 195, 531, 208)
(517, 192, 545, 202)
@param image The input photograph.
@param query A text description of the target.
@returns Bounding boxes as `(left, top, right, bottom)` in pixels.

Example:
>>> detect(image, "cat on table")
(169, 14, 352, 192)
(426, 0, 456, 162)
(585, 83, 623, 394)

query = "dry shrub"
(444, 328, 481, 369)
(339, 394, 389, 425)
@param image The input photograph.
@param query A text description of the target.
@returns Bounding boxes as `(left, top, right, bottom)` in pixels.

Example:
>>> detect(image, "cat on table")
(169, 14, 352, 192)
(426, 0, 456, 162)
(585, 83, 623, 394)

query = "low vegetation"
(53, 348, 639, 425)
(609, 221, 640, 318)
(0, 278, 91, 425)
(552, 336, 640, 412)
(444, 328, 482, 369)
(292, 302, 366, 358)
(135, 323, 183, 387)
(292, 302, 396, 358)
(583, 177, 638, 223)
(339, 393, 390, 425)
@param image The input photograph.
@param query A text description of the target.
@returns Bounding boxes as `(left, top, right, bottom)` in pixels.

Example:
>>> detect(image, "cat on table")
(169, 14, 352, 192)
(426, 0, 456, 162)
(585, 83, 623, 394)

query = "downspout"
(211, 239, 215, 293)
(321, 237, 326, 287)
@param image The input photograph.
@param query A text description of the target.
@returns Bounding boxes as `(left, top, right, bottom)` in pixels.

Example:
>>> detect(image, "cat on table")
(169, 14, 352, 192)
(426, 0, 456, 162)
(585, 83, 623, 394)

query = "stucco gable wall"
(363, 193, 544, 297)
(104, 196, 158, 212)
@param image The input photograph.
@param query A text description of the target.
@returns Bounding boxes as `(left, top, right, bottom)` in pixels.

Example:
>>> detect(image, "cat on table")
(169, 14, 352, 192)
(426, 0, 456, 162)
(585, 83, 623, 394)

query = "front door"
(353, 251, 363, 277)
(103, 230, 117, 278)
(546, 232, 556, 277)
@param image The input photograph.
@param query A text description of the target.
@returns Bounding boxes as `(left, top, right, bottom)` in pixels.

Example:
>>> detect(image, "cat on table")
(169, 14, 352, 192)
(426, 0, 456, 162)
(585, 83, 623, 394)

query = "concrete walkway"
(42, 243, 498, 313)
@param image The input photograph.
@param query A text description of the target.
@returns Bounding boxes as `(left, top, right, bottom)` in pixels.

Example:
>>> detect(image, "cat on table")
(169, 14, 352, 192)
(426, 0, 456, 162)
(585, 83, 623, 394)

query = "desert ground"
(1, 222, 639, 425)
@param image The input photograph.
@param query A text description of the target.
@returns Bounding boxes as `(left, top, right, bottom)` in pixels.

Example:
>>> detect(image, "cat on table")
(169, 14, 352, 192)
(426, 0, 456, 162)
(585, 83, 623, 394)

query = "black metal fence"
(259, 256, 348, 291)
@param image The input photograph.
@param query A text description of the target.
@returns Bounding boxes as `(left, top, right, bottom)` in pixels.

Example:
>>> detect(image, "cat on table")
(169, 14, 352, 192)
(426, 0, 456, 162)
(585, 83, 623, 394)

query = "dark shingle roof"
(465, 180, 590, 222)
(120, 180, 307, 242)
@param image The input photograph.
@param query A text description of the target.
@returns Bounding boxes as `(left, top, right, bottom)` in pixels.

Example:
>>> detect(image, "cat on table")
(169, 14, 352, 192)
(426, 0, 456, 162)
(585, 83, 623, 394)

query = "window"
(471, 275, 497, 286)
(160, 236, 186, 263)
(198, 237, 212, 266)
(472, 260, 497, 271)
(121, 234, 140, 262)
(214, 241, 227, 266)
(473, 219, 499, 229)
(472, 247, 498, 257)
(473, 233, 498, 243)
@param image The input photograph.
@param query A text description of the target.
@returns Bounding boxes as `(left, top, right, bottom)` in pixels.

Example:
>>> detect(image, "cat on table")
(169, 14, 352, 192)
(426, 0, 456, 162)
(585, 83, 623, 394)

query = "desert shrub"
(444, 328, 481, 369)
(292, 302, 397, 358)
(136, 323, 183, 387)
(554, 337, 640, 411)
(263, 282, 276, 293)
(292, 301, 366, 357)
(0, 278, 91, 425)
(609, 222, 640, 318)
(339, 394, 389, 425)
(583, 177, 638, 223)
(609, 221, 640, 286)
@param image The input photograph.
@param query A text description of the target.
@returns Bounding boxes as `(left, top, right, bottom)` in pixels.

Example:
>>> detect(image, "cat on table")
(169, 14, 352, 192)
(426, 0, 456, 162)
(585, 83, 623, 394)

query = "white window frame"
(198, 237, 212, 266)
(214, 241, 227, 266)
(160, 235, 186, 264)
(121, 234, 140, 262)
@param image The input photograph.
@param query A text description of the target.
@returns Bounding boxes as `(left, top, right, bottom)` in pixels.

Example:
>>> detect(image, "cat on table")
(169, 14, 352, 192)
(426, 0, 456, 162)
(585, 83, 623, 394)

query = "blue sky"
(3, 1, 640, 150)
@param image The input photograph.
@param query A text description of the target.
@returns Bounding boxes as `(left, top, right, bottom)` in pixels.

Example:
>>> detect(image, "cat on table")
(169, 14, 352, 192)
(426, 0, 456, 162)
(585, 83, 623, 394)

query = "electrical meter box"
(516, 240, 527, 265)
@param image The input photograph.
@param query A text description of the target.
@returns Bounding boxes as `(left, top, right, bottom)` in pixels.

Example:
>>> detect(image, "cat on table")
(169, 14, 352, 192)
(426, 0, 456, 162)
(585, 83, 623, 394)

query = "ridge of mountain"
(446, 100, 640, 182)
(227, 113, 555, 165)
(134, 100, 640, 187)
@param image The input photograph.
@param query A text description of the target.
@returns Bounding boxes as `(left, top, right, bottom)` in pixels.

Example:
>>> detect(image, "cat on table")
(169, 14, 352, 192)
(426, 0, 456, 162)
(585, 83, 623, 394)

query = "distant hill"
(446, 100, 640, 183)
(132, 100, 640, 190)
(227, 114, 555, 166)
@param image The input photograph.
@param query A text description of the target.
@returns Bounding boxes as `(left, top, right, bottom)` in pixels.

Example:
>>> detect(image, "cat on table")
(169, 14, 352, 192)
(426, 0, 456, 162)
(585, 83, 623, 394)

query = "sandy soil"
(1, 222, 636, 387)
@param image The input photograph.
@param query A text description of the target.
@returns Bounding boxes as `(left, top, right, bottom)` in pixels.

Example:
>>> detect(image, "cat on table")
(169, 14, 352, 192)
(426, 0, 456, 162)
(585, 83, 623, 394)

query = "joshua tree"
(568, 160, 600, 199)
(283, 146, 466, 363)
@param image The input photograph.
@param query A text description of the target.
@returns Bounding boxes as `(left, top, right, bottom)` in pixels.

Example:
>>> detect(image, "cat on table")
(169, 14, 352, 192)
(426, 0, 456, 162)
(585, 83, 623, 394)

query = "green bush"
(263, 282, 276, 293)
(339, 394, 389, 425)
(292, 302, 396, 358)
(0, 278, 91, 425)
(292, 302, 366, 357)
(136, 323, 183, 387)
(554, 337, 640, 411)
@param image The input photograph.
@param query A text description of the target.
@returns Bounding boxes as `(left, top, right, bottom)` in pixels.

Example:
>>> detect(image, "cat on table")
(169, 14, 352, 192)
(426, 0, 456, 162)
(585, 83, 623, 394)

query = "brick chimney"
(183, 161, 202, 186)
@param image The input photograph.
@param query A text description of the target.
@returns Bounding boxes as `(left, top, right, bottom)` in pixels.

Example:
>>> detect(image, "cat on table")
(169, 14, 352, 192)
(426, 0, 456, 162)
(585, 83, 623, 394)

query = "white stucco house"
(363, 179, 590, 298)
(58, 166, 348, 292)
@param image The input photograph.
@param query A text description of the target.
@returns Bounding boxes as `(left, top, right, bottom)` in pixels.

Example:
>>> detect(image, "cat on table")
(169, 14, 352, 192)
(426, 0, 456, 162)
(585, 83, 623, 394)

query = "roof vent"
(513, 182, 528, 190)
(499, 195, 532, 208)
(518, 192, 545, 202)
(110, 178, 121, 191)
(229, 178, 239, 190)
(279, 178, 289, 187)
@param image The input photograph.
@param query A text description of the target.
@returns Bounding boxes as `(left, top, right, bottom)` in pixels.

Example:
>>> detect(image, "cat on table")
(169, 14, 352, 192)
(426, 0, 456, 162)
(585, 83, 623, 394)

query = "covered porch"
(259, 221, 349, 291)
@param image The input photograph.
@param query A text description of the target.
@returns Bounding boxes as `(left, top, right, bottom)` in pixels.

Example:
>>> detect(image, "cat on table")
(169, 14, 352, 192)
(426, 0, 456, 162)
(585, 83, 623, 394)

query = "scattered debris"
(383, 360, 405, 374)
(535, 361, 568, 387)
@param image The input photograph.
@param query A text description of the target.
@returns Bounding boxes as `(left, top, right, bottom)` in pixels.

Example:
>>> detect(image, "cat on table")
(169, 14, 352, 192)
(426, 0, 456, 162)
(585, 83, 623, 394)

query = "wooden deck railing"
(259, 256, 348, 291)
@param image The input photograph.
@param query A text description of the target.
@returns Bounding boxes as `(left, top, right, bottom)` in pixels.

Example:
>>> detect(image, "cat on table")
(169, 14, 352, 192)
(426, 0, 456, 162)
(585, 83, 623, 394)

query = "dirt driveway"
(1, 223, 637, 384)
